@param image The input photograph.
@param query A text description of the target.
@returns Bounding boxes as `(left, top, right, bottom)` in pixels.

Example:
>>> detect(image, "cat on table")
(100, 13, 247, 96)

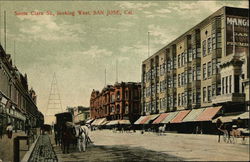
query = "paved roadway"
(52, 130, 249, 161)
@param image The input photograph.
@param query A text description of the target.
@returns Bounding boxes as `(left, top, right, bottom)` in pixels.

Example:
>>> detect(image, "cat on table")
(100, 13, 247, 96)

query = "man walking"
(6, 123, 13, 139)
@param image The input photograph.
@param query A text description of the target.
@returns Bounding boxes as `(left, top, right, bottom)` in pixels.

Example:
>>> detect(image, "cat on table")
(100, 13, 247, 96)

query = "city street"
(52, 130, 249, 161)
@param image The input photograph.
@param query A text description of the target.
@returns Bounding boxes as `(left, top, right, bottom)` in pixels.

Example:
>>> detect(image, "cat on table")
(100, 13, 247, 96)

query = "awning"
(106, 120, 119, 125)
(170, 110, 191, 123)
(118, 120, 130, 125)
(86, 119, 94, 124)
(196, 106, 222, 121)
(100, 121, 109, 126)
(182, 108, 205, 122)
(212, 115, 236, 123)
(232, 112, 249, 120)
(161, 111, 179, 123)
(92, 118, 107, 126)
(153, 113, 169, 124)
(140, 114, 159, 124)
(134, 116, 147, 124)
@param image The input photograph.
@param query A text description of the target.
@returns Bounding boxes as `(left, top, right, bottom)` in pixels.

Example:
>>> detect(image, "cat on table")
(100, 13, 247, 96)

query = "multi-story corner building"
(67, 106, 90, 124)
(141, 6, 249, 116)
(0, 44, 44, 130)
(90, 82, 141, 123)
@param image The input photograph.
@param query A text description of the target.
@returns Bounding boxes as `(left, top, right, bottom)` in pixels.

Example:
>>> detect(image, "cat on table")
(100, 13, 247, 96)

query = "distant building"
(67, 106, 90, 124)
(90, 82, 141, 123)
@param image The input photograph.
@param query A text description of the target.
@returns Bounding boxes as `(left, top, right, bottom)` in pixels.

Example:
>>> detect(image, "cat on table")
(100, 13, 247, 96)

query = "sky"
(0, 1, 248, 122)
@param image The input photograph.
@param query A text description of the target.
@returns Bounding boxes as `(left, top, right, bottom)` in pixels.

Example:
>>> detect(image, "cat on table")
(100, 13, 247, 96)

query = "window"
(203, 87, 207, 102)
(178, 74, 181, 86)
(202, 40, 206, 56)
(212, 32, 216, 50)
(181, 53, 184, 66)
(208, 37, 212, 53)
(156, 83, 160, 93)
(212, 84, 216, 96)
(197, 66, 201, 80)
(181, 73, 184, 85)
(167, 60, 171, 72)
(173, 76, 177, 88)
(222, 77, 224, 94)
(207, 61, 212, 77)
(173, 56, 176, 69)
(182, 93, 185, 105)
(178, 94, 181, 106)
(152, 84, 155, 94)
(212, 59, 216, 75)
(225, 76, 228, 94)
(192, 66, 196, 81)
(178, 55, 181, 67)
(197, 48, 201, 58)
(116, 91, 120, 100)
(197, 91, 201, 104)
(229, 75, 232, 93)
(188, 49, 192, 62)
(203, 63, 207, 80)
(208, 86, 212, 102)
(188, 69, 192, 83)
(184, 71, 187, 85)
(217, 32, 222, 49)
(235, 75, 239, 93)
(184, 52, 187, 64)
(192, 48, 196, 59)
(188, 91, 192, 105)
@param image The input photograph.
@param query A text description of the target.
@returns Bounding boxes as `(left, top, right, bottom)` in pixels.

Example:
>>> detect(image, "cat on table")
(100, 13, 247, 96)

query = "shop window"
(202, 40, 206, 56)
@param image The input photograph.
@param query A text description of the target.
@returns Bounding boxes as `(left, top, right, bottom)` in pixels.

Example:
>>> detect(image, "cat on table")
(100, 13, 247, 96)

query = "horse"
(158, 124, 166, 135)
(74, 125, 87, 152)
(61, 123, 77, 154)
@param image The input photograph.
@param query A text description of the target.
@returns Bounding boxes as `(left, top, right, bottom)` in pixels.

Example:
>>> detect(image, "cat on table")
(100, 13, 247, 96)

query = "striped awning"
(153, 113, 169, 124)
(86, 119, 94, 124)
(171, 110, 191, 123)
(92, 118, 107, 126)
(161, 111, 179, 123)
(182, 108, 205, 122)
(196, 106, 222, 121)
(141, 114, 160, 124)
(134, 116, 147, 124)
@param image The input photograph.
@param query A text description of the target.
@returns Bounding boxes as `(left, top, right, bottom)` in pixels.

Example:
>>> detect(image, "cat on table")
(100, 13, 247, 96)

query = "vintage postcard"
(0, 0, 249, 161)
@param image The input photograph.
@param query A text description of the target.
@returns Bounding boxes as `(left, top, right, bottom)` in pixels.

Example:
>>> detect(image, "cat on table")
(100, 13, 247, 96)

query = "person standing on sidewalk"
(6, 123, 13, 139)
(0, 122, 3, 139)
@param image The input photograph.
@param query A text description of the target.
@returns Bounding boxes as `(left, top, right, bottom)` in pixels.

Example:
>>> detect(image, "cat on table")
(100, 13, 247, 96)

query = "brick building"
(0, 44, 44, 131)
(141, 7, 249, 117)
(90, 82, 141, 123)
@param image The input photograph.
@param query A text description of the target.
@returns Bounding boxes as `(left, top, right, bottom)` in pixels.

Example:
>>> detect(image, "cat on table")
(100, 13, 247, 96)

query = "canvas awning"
(196, 106, 222, 121)
(118, 120, 130, 125)
(106, 120, 119, 125)
(100, 121, 109, 126)
(182, 108, 205, 122)
(170, 110, 191, 123)
(161, 111, 179, 123)
(92, 118, 107, 126)
(153, 113, 169, 124)
(134, 116, 147, 124)
(140, 114, 160, 124)
(232, 112, 249, 120)
(86, 119, 94, 124)
(212, 115, 236, 123)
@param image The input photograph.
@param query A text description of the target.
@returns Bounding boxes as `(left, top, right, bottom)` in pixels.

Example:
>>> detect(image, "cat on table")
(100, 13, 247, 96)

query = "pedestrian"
(216, 118, 223, 142)
(6, 123, 13, 139)
(0, 123, 3, 139)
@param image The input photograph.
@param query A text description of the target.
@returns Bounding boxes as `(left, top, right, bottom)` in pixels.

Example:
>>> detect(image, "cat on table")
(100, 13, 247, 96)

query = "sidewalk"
(0, 131, 29, 162)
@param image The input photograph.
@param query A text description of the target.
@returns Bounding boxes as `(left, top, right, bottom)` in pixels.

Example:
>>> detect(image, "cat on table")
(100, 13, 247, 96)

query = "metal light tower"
(45, 73, 63, 124)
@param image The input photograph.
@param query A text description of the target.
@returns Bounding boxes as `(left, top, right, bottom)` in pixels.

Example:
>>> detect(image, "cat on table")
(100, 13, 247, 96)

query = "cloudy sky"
(0, 1, 248, 120)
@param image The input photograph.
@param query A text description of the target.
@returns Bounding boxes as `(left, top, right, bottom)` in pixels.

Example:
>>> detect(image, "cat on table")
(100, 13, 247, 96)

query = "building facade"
(0, 44, 44, 131)
(90, 82, 141, 123)
(141, 7, 249, 115)
(67, 106, 90, 124)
